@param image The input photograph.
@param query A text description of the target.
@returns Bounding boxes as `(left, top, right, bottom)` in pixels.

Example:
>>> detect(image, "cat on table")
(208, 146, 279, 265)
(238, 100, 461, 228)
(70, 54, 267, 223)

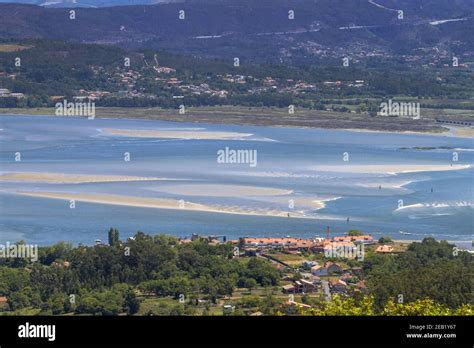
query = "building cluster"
(0, 72, 16, 80)
(241, 235, 374, 254)
(239, 234, 376, 300)
(179, 83, 228, 98)
(0, 88, 24, 99)
(0, 52, 375, 104)
(281, 259, 366, 299)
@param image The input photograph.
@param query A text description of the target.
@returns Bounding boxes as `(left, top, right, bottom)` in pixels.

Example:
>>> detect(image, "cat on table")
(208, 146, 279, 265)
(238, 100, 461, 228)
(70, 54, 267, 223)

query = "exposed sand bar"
(0, 172, 176, 184)
(448, 126, 474, 138)
(150, 184, 293, 197)
(15, 191, 312, 219)
(310, 164, 471, 174)
(103, 128, 253, 140)
(311, 197, 341, 210)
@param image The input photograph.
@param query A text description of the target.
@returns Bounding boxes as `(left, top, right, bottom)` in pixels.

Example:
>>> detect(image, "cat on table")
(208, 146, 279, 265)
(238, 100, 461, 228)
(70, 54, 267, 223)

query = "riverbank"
(2, 105, 473, 137)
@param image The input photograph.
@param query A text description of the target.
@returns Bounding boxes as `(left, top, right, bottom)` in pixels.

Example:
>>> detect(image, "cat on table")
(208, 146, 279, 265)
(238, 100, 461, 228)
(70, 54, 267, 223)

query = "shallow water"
(0, 115, 472, 246)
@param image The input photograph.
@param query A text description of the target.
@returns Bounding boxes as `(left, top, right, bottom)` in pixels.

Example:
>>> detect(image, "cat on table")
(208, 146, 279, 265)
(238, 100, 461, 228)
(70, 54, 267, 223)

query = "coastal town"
(164, 231, 408, 315)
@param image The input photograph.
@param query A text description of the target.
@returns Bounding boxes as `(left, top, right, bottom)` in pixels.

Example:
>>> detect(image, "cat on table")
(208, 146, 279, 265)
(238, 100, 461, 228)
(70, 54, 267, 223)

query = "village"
(0, 54, 369, 105)
(174, 231, 408, 314)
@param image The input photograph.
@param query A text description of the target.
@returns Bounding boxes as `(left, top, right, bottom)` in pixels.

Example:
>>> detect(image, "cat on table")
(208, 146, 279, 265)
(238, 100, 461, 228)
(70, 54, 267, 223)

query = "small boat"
(399, 230, 412, 235)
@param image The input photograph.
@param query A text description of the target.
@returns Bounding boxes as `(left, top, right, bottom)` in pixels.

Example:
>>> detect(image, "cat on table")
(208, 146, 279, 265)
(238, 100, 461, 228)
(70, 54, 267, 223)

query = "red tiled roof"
(243, 237, 317, 247)
(376, 245, 394, 253)
(332, 235, 373, 243)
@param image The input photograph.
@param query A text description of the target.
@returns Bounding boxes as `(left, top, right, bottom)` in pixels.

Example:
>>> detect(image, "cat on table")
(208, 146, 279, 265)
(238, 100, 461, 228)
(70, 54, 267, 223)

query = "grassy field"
(266, 252, 308, 266)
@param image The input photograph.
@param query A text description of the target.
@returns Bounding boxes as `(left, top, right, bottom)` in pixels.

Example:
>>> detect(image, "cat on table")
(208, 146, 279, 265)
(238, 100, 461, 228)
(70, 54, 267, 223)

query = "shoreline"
(1, 107, 473, 139)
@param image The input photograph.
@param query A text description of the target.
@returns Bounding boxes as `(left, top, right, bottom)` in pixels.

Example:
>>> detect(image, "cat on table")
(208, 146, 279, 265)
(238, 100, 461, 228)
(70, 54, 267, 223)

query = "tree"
(8, 290, 31, 311)
(49, 292, 67, 315)
(378, 236, 393, 244)
(365, 239, 473, 309)
(382, 298, 451, 316)
(124, 289, 140, 315)
(301, 295, 375, 316)
(243, 278, 257, 292)
(108, 228, 120, 246)
(348, 230, 364, 236)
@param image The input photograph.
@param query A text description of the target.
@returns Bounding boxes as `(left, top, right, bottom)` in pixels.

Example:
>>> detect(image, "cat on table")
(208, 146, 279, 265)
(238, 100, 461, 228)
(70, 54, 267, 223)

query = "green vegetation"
(347, 229, 364, 236)
(364, 238, 473, 309)
(0, 234, 471, 316)
(1, 39, 474, 111)
(378, 236, 393, 244)
(299, 295, 473, 316)
(0, 232, 280, 315)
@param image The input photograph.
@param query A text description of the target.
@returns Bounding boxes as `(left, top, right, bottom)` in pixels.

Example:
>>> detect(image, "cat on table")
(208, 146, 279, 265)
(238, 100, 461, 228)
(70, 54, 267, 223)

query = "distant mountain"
(0, 0, 473, 64)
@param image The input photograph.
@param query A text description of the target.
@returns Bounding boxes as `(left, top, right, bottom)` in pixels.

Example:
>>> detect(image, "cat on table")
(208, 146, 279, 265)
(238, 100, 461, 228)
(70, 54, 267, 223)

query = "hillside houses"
(311, 265, 328, 276)
(0, 88, 24, 98)
(282, 279, 318, 294)
(242, 237, 319, 252)
(155, 66, 176, 74)
(237, 233, 381, 299)
(332, 235, 374, 244)
(310, 261, 343, 276)
(240, 234, 374, 257)
(329, 279, 348, 294)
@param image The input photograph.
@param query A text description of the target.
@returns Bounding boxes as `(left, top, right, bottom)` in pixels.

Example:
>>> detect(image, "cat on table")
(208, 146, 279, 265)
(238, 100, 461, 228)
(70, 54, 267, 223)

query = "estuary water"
(0, 115, 472, 247)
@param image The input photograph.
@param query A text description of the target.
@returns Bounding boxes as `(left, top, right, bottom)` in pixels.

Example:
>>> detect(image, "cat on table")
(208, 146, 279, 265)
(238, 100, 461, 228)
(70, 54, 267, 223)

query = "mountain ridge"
(0, 0, 473, 64)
